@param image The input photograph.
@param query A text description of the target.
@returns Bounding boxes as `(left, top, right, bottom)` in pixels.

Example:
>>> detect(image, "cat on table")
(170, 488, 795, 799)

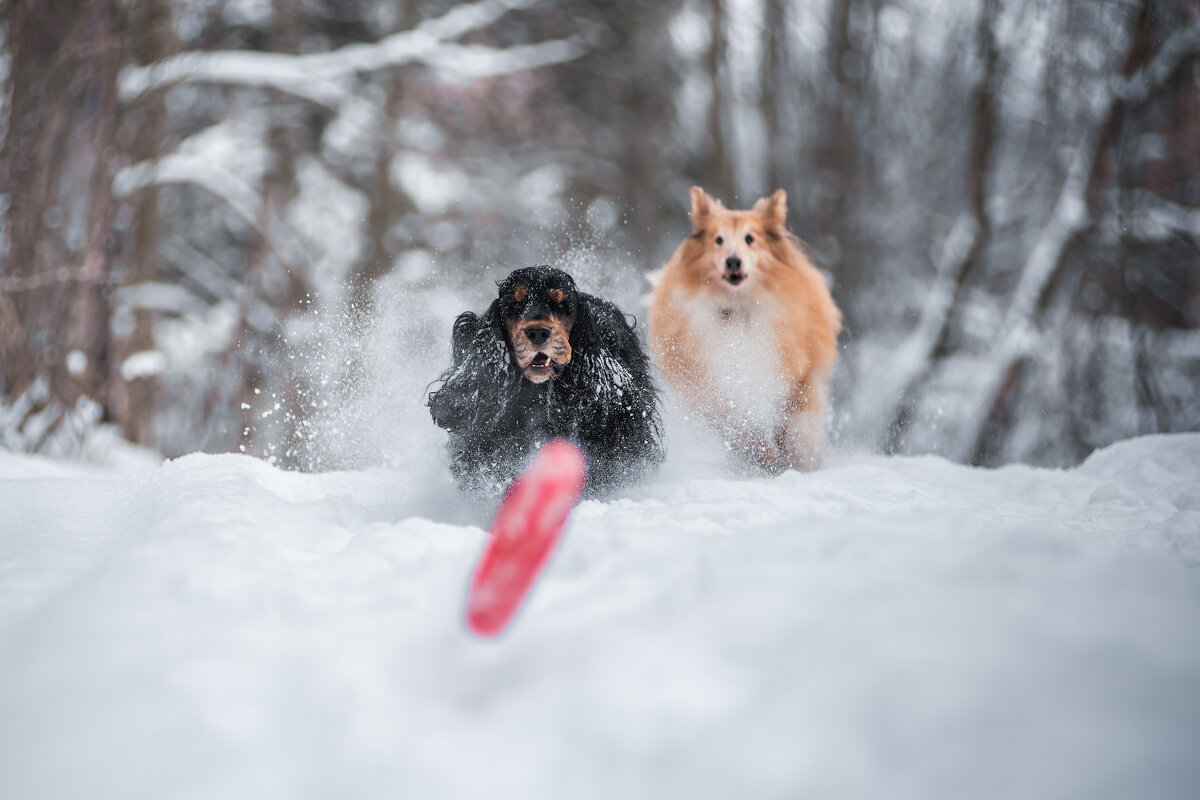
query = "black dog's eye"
(715, 236, 724, 245)
(548, 288, 565, 304)
(745, 234, 754, 245)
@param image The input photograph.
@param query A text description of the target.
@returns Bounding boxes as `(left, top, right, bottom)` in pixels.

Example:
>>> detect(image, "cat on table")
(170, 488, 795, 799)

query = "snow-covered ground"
(1, 433, 1198, 799)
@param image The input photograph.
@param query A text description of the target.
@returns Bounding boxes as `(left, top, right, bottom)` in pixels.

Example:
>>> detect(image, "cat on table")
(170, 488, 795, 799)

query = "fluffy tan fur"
(649, 187, 842, 471)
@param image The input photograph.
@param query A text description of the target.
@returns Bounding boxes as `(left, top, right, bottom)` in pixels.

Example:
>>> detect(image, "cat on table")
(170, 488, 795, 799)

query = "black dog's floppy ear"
(429, 298, 519, 433)
(481, 297, 507, 345)
(568, 292, 599, 354)
(450, 298, 509, 359)
(450, 311, 480, 363)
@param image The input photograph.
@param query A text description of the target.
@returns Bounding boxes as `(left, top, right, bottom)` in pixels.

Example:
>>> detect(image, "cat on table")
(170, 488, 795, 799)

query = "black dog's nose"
(725, 256, 742, 273)
(525, 325, 552, 346)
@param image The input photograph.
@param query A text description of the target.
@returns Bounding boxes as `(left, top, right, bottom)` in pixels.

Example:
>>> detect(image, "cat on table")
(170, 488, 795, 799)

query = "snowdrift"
(1, 434, 1198, 799)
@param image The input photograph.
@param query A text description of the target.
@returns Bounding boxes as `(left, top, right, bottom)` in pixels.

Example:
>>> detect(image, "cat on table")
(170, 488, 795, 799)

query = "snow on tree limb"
(976, 9, 1200, 354)
(120, 51, 346, 108)
(955, 139, 1097, 462)
(1000, 145, 1094, 337)
(910, 215, 982, 361)
(114, 155, 307, 274)
(1097, 191, 1200, 248)
(159, 235, 243, 302)
(866, 213, 979, 449)
(411, 0, 543, 44)
(119, 0, 588, 106)
(420, 38, 589, 83)
(954, 12, 1200, 462)
(1113, 14, 1200, 106)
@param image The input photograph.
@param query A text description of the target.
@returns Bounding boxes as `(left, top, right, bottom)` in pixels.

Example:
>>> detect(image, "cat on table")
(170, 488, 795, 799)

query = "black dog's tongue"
(531, 353, 550, 367)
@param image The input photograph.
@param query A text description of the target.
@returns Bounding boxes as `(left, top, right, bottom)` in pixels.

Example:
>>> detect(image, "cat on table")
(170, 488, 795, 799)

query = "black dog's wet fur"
(427, 266, 664, 496)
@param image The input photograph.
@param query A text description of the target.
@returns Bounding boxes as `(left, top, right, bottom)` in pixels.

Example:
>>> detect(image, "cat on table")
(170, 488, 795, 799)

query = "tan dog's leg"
(727, 423, 788, 474)
(778, 411, 824, 470)
(777, 377, 828, 471)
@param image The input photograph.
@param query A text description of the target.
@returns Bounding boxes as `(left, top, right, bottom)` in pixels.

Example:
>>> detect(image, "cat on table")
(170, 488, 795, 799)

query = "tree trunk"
(352, 72, 409, 318)
(704, 0, 733, 203)
(809, 0, 856, 276)
(115, 0, 172, 447)
(881, 0, 1000, 452)
(1, 0, 121, 440)
(761, 0, 787, 192)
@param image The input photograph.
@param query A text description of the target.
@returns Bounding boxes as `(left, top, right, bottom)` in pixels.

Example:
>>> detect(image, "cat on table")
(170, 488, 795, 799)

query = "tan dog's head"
(496, 266, 577, 384)
(682, 186, 790, 290)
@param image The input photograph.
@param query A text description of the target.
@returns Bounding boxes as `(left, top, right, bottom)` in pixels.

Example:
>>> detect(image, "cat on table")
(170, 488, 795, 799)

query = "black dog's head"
(494, 266, 583, 384)
(429, 263, 664, 495)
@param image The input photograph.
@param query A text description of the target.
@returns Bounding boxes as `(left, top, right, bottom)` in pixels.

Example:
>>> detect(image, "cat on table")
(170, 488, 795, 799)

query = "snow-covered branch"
(114, 155, 307, 273)
(951, 13, 1200, 462)
(159, 235, 244, 302)
(119, 0, 588, 107)
(1096, 190, 1200, 248)
(975, 11, 1200, 345)
(120, 50, 346, 108)
(1113, 14, 1200, 106)
(1000, 145, 1094, 336)
(909, 216, 982, 361)
(867, 213, 979, 448)
(420, 38, 589, 83)
(953, 140, 1096, 462)
(986, 8, 1200, 346)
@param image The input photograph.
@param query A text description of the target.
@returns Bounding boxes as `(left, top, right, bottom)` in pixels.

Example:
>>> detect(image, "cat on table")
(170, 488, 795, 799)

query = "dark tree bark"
(806, 0, 858, 280)
(1, 0, 121, 442)
(966, 0, 1200, 465)
(556, 0, 682, 256)
(882, 0, 1000, 453)
(704, 0, 734, 203)
(352, 71, 411, 318)
(114, 0, 172, 447)
(761, 0, 788, 192)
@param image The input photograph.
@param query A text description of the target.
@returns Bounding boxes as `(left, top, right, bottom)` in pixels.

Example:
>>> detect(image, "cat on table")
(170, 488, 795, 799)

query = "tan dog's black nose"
(725, 256, 742, 273)
(525, 325, 552, 346)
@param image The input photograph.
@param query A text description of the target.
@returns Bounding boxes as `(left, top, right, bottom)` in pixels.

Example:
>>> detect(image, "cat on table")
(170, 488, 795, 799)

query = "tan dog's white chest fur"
(649, 187, 842, 472)
(679, 290, 789, 431)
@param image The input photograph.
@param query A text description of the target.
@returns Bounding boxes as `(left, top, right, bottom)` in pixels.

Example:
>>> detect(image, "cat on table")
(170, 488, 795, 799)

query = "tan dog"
(649, 187, 841, 472)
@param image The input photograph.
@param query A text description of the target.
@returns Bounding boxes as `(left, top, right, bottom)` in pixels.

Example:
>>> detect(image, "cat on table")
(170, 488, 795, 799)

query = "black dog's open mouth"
(529, 353, 555, 373)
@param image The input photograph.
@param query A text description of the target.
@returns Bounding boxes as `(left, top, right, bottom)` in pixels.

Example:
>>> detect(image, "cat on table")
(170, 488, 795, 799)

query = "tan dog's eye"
(514, 286, 528, 302)
(745, 234, 754, 245)
(548, 289, 565, 304)
(715, 236, 724, 245)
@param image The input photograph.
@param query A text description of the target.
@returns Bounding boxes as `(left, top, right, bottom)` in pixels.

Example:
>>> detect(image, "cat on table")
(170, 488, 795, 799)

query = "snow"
(120, 351, 168, 381)
(1, 433, 1199, 799)
(120, 0, 587, 107)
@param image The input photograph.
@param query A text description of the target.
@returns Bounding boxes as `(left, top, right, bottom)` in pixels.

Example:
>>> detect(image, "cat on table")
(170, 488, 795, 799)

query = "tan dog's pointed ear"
(689, 186, 720, 231)
(753, 189, 788, 231)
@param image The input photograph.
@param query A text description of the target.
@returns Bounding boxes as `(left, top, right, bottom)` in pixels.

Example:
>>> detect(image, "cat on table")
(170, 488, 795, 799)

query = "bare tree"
(963, 4, 1200, 464)
(877, 0, 1000, 454)
(111, 0, 172, 448)
(1, 0, 122, 451)
(2, 0, 1194, 468)
(704, 0, 734, 203)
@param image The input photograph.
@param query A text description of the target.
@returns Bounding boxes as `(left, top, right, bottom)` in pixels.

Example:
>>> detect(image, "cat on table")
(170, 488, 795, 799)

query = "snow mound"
(1, 434, 1198, 799)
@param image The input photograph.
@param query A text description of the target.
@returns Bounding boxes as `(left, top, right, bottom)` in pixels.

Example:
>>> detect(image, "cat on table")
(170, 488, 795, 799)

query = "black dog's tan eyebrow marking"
(513, 285, 529, 302)
(548, 288, 565, 304)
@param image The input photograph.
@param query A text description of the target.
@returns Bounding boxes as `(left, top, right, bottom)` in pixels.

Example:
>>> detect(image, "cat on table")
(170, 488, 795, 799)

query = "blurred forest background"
(1, 0, 1198, 471)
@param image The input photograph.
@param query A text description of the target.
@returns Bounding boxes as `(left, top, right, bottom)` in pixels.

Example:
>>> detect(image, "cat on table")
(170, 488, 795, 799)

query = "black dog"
(427, 266, 663, 496)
